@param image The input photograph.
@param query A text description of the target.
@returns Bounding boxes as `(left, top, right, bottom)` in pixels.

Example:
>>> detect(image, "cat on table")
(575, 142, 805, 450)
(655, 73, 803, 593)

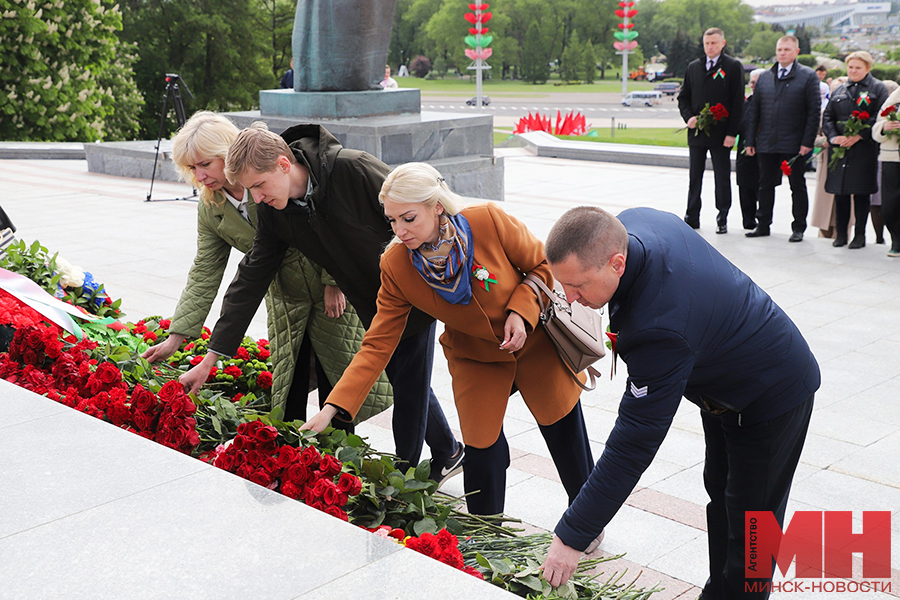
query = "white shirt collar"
(223, 188, 250, 221)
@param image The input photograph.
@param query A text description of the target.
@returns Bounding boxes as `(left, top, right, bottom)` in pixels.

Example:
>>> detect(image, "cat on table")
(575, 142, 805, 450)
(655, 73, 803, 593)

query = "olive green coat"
(168, 194, 392, 422)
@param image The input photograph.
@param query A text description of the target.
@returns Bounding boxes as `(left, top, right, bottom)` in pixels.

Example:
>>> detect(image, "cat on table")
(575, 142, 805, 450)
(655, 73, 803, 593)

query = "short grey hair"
(546, 207, 628, 269)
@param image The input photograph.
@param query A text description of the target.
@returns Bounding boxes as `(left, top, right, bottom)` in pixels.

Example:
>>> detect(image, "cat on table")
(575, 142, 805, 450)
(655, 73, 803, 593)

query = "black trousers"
(687, 144, 732, 227)
(737, 156, 760, 230)
(284, 333, 348, 431)
(834, 194, 870, 240)
(462, 400, 594, 515)
(883, 163, 900, 251)
(383, 322, 457, 468)
(700, 395, 814, 600)
(756, 152, 810, 233)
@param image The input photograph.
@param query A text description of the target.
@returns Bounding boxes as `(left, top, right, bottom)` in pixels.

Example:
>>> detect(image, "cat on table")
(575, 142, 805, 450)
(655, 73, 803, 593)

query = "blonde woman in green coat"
(142, 111, 392, 425)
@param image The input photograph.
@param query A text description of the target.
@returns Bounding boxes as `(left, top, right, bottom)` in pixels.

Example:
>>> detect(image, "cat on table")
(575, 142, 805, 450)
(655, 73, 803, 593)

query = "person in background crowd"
(737, 68, 765, 230)
(822, 51, 888, 249)
(303, 163, 595, 516)
(539, 206, 819, 600)
(280, 59, 294, 90)
(873, 79, 900, 257)
(677, 27, 744, 234)
(745, 35, 821, 242)
(143, 112, 393, 430)
(810, 77, 848, 238)
(869, 80, 899, 246)
(380, 65, 398, 89)
(816, 65, 830, 110)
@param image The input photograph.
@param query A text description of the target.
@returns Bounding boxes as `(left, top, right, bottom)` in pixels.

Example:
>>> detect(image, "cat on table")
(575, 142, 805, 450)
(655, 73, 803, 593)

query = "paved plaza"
(1, 147, 899, 599)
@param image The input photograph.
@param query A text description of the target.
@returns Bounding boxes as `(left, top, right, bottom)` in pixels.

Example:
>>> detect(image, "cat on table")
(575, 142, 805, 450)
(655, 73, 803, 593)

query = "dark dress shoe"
(684, 217, 700, 229)
(848, 235, 866, 249)
(788, 231, 803, 242)
(716, 225, 728, 234)
(745, 227, 770, 238)
(833, 236, 847, 247)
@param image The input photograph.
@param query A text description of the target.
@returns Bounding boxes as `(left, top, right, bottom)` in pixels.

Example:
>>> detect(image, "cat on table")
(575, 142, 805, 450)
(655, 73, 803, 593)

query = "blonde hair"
(170, 111, 239, 205)
(224, 122, 295, 185)
(845, 51, 874, 70)
(546, 206, 629, 269)
(379, 162, 463, 216)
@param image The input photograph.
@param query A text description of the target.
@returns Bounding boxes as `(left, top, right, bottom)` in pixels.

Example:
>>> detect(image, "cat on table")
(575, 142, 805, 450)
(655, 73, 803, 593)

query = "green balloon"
(465, 35, 477, 48)
(480, 34, 493, 46)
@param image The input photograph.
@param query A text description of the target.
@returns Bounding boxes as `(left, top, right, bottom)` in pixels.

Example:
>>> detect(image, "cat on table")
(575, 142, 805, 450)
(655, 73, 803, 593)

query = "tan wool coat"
(327, 202, 585, 448)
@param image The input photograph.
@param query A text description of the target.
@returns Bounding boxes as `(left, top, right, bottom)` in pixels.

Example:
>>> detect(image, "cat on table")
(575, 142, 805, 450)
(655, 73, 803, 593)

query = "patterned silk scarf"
(409, 212, 475, 305)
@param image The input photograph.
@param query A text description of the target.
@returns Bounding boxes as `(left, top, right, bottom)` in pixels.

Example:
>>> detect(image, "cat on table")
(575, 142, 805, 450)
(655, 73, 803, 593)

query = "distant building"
(755, 1, 890, 33)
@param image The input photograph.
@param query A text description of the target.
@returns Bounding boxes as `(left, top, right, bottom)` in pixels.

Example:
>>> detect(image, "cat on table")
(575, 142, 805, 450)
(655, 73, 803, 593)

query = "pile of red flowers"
(0, 324, 200, 454)
(405, 529, 484, 579)
(696, 102, 729, 137)
(0, 288, 58, 332)
(210, 420, 363, 522)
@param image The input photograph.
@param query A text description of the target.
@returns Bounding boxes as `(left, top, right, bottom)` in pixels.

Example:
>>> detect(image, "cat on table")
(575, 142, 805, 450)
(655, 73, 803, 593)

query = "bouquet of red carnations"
(696, 102, 729, 137)
(829, 110, 871, 171)
(880, 105, 900, 140)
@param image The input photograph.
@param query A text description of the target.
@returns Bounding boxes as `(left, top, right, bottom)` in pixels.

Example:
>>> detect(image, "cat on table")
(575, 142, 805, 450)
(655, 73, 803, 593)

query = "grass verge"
(494, 127, 687, 148)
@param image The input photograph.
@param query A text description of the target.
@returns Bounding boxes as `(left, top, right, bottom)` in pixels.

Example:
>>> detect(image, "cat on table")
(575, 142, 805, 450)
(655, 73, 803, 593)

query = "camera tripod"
(146, 73, 197, 202)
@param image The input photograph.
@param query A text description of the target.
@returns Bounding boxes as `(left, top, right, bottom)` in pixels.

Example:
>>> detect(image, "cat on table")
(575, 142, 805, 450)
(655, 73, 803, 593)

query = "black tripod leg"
(146, 87, 171, 202)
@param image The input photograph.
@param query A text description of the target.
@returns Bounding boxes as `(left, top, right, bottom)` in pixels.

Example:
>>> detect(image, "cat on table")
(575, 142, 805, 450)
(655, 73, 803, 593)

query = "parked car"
(654, 82, 681, 96)
(466, 96, 491, 106)
(622, 91, 661, 107)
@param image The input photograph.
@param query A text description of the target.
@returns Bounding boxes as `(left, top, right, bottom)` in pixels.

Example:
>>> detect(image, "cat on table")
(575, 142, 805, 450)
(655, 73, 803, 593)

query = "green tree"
(635, 0, 754, 57)
(560, 31, 584, 82)
(253, 0, 295, 81)
(744, 29, 782, 61)
(583, 41, 597, 83)
(119, 0, 270, 139)
(0, 0, 143, 141)
(666, 29, 700, 77)
(520, 20, 550, 83)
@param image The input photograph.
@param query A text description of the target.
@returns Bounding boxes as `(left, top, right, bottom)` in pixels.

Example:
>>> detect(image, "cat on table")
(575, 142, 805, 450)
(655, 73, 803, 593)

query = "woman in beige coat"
(872, 84, 900, 257)
(304, 163, 594, 515)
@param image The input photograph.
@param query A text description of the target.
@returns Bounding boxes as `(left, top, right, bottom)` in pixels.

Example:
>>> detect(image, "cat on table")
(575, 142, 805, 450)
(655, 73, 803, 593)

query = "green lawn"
(494, 127, 688, 148)
(400, 75, 663, 95)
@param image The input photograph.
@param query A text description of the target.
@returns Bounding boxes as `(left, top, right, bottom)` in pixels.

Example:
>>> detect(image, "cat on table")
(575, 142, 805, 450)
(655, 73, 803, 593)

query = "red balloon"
(617, 22, 635, 29)
(469, 27, 489, 34)
(464, 12, 477, 24)
(481, 12, 492, 22)
(618, 1, 635, 5)
(469, 2, 489, 9)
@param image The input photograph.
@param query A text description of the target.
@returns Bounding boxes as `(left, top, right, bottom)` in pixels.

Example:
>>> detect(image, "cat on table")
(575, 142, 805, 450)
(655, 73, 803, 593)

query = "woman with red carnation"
(872, 81, 900, 257)
(303, 162, 595, 516)
(822, 51, 888, 249)
(141, 111, 392, 428)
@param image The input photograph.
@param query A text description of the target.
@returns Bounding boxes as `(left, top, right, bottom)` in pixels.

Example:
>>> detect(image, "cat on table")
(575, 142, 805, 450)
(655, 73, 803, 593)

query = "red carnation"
(232, 393, 244, 403)
(224, 365, 242, 378)
(859, 111, 870, 121)
(235, 347, 250, 361)
(257, 348, 271, 361)
(882, 105, 897, 117)
(206, 366, 218, 382)
(143, 331, 157, 342)
(158, 319, 171, 330)
(852, 110, 861, 119)
(256, 371, 273, 389)
(780, 160, 791, 176)
(189, 355, 204, 366)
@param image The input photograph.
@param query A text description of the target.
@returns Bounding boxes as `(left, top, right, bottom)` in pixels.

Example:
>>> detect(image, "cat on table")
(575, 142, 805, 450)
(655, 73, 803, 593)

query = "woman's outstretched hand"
(141, 333, 186, 363)
(300, 404, 339, 432)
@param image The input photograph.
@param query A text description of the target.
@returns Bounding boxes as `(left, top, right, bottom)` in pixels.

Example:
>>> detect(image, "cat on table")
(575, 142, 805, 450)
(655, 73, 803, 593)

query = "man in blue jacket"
(541, 206, 820, 599)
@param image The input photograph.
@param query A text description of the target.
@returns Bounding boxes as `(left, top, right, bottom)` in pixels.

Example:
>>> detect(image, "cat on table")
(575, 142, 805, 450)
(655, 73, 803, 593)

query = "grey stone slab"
(295, 543, 517, 599)
(0, 384, 69, 430)
(0, 142, 85, 160)
(259, 88, 421, 119)
(0, 386, 210, 538)
(830, 430, 900, 488)
(0, 467, 401, 600)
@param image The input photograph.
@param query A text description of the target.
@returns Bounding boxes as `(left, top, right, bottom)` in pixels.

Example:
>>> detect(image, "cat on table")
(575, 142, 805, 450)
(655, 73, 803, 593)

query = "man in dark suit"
(745, 35, 821, 242)
(677, 27, 745, 233)
(540, 206, 819, 599)
(736, 69, 766, 230)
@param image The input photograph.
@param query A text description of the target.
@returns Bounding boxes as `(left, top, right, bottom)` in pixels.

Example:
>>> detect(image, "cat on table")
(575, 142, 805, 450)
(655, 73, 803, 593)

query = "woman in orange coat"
(304, 162, 594, 515)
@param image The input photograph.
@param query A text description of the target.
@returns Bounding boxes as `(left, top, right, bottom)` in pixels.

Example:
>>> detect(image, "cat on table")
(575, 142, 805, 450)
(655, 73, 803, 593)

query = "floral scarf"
(409, 212, 475, 305)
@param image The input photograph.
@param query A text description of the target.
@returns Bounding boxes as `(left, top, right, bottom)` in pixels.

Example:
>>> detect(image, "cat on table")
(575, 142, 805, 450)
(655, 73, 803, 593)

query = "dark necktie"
(707, 59, 714, 72)
(780, 67, 787, 79)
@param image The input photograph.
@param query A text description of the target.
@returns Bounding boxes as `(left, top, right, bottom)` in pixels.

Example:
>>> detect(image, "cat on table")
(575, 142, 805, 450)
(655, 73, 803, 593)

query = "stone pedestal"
(260, 88, 420, 120)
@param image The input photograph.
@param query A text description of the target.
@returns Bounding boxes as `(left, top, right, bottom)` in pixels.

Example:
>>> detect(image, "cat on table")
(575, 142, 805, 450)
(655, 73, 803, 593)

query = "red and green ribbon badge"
(471, 263, 497, 291)
(857, 91, 871, 106)
(714, 68, 725, 80)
